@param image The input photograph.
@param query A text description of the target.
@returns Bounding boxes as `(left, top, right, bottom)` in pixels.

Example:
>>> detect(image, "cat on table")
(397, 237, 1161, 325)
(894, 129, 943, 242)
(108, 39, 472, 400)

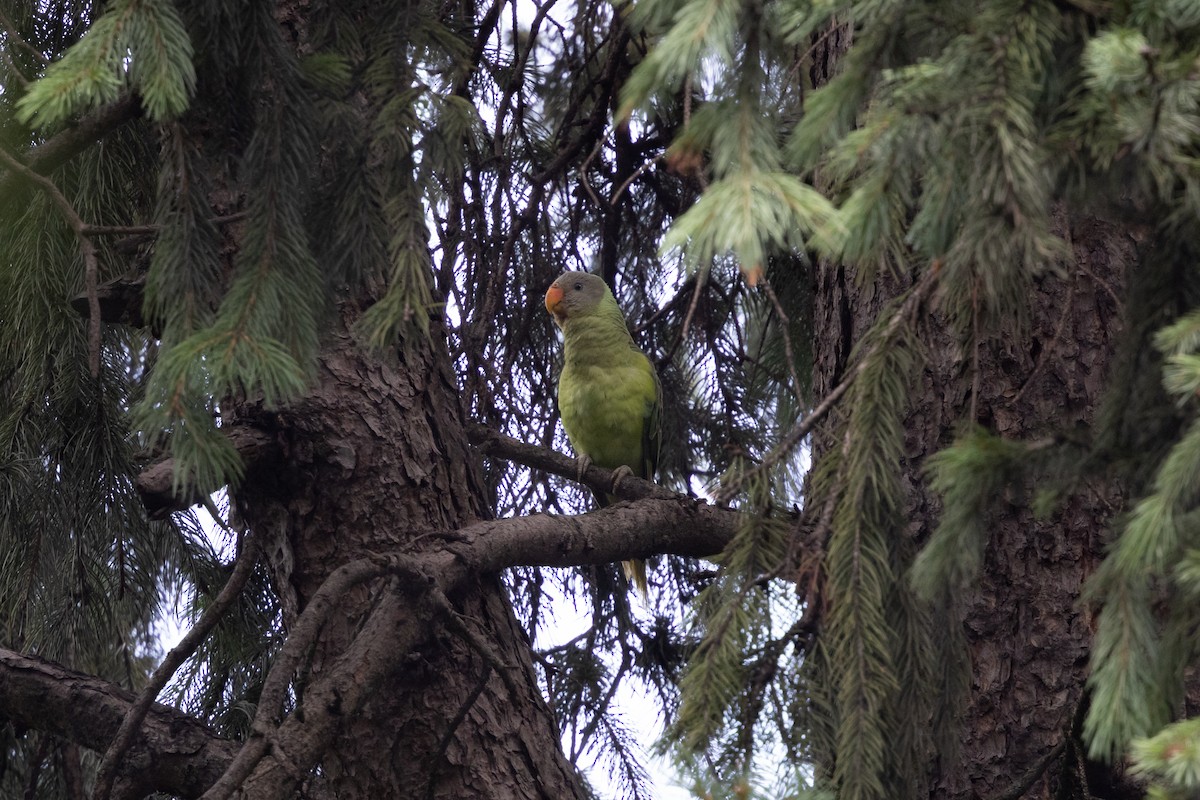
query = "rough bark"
(231, 315, 588, 799)
(0, 490, 735, 798)
(0, 648, 237, 799)
(926, 215, 1129, 798)
(811, 212, 1134, 797)
(175, 1, 597, 792)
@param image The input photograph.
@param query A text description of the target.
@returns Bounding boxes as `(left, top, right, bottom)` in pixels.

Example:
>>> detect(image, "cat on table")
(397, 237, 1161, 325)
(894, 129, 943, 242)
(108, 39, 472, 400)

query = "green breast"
(558, 357, 656, 478)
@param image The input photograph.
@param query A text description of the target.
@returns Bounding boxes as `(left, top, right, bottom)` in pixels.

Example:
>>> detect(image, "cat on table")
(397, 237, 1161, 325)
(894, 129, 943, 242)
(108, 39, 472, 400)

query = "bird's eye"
(574, 283, 583, 291)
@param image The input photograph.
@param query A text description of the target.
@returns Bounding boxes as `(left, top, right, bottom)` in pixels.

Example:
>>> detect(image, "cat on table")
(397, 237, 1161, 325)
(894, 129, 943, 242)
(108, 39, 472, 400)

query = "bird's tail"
(622, 559, 648, 598)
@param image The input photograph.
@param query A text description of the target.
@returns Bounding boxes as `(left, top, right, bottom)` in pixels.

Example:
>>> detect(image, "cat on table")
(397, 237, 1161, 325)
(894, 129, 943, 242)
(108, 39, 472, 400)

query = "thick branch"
(135, 426, 278, 517)
(0, 95, 141, 194)
(206, 494, 737, 800)
(0, 649, 238, 799)
(139, 422, 673, 519)
(3, 485, 740, 799)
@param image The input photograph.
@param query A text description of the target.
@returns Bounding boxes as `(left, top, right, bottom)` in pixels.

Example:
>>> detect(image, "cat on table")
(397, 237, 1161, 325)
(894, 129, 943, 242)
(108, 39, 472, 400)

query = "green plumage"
(546, 271, 662, 594)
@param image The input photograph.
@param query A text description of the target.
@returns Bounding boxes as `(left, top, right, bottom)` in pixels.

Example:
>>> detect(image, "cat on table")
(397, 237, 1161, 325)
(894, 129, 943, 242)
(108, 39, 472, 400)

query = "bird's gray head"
(544, 271, 612, 327)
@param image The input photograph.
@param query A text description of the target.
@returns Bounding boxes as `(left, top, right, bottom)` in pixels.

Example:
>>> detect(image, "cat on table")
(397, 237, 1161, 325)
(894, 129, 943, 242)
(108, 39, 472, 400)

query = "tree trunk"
(811, 212, 1136, 797)
(231, 312, 586, 798)
(172, 1, 591, 794)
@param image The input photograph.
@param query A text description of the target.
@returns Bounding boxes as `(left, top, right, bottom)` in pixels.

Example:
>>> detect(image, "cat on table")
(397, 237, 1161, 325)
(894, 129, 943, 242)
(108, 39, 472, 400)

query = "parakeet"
(545, 270, 662, 595)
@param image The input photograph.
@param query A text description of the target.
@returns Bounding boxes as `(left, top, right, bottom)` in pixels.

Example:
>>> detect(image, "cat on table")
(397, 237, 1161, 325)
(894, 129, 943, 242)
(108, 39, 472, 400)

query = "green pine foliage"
(0, 15, 229, 789)
(1131, 717, 1200, 799)
(17, 0, 195, 125)
(909, 429, 1031, 602)
(0, 134, 169, 675)
(667, 472, 796, 768)
(15, 0, 1200, 795)
(135, 1, 323, 497)
(818, 306, 921, 800)
(617, 0, 1200, 795)
(1084, 320, 1200, 761)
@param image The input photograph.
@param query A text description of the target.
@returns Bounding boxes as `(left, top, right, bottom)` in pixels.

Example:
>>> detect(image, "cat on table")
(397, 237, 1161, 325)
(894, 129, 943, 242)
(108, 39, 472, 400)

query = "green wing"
(623, 343, 659, 597)
(642, 347, 662, 482)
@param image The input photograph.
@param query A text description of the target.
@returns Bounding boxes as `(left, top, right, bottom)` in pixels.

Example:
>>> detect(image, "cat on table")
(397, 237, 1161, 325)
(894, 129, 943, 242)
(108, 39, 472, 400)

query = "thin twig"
(1014, 220, 1079, 406)
(610, 155, 660, 205)
(80, 237, 101, 376)
(80, 223, 160, 237)
(1013, 269, 1077, 407)
(990, 739, 1066, 800)
(92, 533, 260, 800)
(670, 263, 709, 362)
(761, 276, 806, 407)
(579, 138, 604, 209)
(683, 73, 694, 126)
(570, 647, 630, 759)
(716, 266, 938, 503)
(636, 273, 696, 336)
(0, 145, 102, 375)
(796, 21, 846, 81)
(0, 146, 89, 243)
(0, 8, 48, 66)
(0, 47, 28, 89)
(80, 211, 247, 237)
(428, 585, 524, 701)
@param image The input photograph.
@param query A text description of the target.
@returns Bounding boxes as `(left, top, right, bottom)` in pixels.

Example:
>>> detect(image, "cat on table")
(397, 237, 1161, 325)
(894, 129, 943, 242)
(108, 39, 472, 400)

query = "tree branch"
(135, 426, 278, 517)
(138, 420, 673, 519)
(714, 265, 939, 503)
(3, 484, 741, 799)
(93, 534, 261, 800)
(466, 422, 676, 502)
(0, 143, 104, 375)
(0, 649, 238, 799)
(0, 95, 141, 194)
(202, 496, 737, 799)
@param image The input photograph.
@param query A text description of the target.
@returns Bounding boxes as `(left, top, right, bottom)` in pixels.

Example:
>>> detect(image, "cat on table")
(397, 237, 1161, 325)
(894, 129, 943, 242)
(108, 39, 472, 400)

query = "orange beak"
(545, 283, 564, 320)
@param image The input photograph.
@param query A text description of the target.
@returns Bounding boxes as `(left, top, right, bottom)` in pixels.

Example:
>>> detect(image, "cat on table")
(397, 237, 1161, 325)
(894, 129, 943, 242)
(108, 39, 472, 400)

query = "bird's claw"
(575, 454, 592, 484)
(610, 464, 634, 495)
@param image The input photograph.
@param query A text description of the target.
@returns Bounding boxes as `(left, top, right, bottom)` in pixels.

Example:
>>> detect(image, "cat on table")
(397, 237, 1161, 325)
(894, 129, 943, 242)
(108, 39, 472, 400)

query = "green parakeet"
(545, 270, 662, 595)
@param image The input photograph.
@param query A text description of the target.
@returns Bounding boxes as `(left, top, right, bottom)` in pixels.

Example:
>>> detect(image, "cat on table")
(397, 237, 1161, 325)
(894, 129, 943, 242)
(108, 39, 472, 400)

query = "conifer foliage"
(4, 0, 1200, 798)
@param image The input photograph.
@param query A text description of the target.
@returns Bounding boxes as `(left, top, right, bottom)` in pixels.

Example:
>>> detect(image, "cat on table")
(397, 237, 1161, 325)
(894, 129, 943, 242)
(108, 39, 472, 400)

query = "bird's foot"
(610, 464, 634, 495)
(575, 454, 593, 484)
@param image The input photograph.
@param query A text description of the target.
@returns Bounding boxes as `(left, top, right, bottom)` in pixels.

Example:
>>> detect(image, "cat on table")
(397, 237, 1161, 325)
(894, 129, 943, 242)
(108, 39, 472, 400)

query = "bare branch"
(760, 275, 807, 408)
(93, 534, 261, 800)
(0, 9, 48, 67)
(466, 422, 675, 502)
(135, 426, 278, 517)
(0, 649, 238, 799)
